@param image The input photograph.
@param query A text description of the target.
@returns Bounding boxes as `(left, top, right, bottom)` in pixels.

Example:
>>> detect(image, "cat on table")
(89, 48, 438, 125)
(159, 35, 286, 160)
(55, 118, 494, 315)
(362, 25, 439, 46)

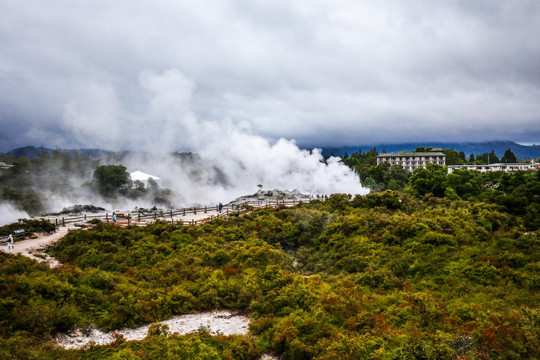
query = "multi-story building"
(377, 148, 446, 172)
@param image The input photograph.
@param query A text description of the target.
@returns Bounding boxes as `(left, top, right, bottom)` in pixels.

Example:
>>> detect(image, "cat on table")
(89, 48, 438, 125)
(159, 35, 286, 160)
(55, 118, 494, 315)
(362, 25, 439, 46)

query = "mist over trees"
(0, 151, 173, 216)
(0, 150, 98, 215)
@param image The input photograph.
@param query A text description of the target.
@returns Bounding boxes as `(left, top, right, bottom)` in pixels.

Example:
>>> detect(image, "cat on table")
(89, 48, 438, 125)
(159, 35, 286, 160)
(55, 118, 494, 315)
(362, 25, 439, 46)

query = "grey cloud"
(0, 0, 539, 152)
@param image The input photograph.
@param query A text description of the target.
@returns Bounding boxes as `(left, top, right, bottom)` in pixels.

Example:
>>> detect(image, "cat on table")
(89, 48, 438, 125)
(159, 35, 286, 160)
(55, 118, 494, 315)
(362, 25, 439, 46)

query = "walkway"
(1, 209, 228, 265)
(2, 226, 69, 266)
(1, 199, 310, 266)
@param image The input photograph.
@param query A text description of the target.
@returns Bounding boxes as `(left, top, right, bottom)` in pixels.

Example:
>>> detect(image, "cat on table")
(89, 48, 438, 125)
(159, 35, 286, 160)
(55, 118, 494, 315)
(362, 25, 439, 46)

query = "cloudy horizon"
(1, 1, 540, 153)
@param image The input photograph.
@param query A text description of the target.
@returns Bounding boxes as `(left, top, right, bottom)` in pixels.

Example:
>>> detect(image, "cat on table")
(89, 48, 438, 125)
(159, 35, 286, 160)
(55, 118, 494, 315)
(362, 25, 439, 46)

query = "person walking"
(218, 203, 223, 213)
(7, 233, 14, 249)
(112, 212, 117, 224)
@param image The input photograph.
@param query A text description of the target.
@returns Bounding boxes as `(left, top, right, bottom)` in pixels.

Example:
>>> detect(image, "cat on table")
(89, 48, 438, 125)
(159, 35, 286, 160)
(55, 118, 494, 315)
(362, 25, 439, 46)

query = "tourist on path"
(112, 212, 117, 224)
(218, 203, 223, 213)
(8, 234, 14, 249)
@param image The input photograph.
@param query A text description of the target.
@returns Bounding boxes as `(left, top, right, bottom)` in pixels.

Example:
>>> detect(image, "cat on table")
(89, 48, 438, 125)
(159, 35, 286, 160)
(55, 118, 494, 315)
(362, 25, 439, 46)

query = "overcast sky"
(1, 0, 539, 153)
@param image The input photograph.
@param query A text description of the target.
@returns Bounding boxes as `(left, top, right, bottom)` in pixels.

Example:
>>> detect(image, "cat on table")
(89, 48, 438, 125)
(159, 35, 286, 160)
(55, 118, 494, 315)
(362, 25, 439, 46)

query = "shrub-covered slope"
(0, 191, 539, 359)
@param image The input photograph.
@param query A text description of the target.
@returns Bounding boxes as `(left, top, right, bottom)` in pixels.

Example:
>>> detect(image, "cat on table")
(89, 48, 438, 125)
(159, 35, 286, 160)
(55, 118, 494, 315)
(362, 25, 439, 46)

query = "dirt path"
(1, 226, 70, 266)
(0, 210, 224, 265)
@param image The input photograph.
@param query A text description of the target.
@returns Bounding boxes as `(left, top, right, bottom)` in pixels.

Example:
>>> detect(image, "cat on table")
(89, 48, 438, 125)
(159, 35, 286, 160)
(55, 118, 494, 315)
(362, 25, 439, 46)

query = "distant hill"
(320, 141, 540, 160)
(2, 146, 110, 159)
(3, 142, 540, 162)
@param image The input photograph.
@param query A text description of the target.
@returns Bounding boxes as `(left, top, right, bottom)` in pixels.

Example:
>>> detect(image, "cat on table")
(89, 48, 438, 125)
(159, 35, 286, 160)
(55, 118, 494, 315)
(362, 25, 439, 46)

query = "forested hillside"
(1, 172, 539, 358)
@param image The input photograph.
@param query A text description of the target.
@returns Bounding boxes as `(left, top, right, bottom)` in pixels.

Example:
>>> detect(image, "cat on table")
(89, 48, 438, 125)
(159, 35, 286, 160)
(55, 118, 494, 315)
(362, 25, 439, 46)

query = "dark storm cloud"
(0, 0, 539, 152)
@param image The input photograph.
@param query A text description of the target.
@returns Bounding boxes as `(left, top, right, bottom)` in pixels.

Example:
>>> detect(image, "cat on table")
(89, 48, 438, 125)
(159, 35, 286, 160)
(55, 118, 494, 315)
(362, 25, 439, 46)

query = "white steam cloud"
(61, 69, 369, 208)
(0, 202, 30, 227)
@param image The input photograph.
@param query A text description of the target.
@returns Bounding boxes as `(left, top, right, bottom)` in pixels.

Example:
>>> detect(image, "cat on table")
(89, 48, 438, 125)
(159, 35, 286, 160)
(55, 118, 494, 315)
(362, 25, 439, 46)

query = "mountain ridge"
(1, 146, 110, 159)
(320, 140, 540, 160)
(2, 141, 540, 161)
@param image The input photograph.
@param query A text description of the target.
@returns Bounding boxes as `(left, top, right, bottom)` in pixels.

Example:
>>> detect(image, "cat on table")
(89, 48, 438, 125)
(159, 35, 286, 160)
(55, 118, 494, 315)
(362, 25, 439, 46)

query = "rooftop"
(378, 151, 445, 157)
(130, 170, 161, 181)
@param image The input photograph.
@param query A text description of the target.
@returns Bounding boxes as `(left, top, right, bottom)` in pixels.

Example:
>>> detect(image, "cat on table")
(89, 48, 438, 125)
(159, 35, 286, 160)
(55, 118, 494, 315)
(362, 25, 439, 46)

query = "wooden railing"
(45, 198, 318, 228)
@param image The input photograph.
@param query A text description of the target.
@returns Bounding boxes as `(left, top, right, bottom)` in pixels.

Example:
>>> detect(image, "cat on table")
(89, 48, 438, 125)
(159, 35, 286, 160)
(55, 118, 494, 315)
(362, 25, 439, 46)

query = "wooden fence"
(44, 199, 315, 228)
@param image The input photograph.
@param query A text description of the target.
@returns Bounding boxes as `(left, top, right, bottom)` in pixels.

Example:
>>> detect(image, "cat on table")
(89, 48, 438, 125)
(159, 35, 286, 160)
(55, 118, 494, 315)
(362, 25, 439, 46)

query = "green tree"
(445, 149, 464, 165)
(446, 169, 482, 199)
(93, 165, 130, 197)
(500, 148, 517, 163)
(476, 150, 499, 164)
(409, 163, 447, 197)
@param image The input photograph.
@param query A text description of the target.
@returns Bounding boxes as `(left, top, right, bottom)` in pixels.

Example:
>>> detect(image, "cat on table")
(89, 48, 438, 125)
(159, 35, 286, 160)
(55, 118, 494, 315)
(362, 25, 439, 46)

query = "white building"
(448, 162, 539, 173)
(130, 170, 162, 188)
(0, 162, 13, 174)
(377, 148, 446, 172)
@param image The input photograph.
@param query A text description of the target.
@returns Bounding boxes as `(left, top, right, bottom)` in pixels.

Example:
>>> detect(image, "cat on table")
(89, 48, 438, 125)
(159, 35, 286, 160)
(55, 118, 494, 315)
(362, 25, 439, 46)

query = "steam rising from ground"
(50, 70, 369, 210)
(0, 203, 30, 226)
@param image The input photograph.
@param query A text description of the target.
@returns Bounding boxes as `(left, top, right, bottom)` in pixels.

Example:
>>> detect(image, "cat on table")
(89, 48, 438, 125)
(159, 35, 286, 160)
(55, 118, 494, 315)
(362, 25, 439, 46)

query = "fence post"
(128, 215, 130, 226)
(62, 217, 65, 226)
(138, 213, 141, 221)
(170, 210, 173, 219)
(154, 212, 157, 219)
(55, 219, 58, 227)
(204, 206, 207, 214)
(183, 208, 186, 216)
(84, 214, 87, 220)
(194, 207, 197, 215)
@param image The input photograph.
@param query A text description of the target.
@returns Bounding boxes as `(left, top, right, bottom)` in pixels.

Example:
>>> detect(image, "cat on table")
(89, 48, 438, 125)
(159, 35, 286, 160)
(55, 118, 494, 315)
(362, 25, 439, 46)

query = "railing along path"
(43, 199, 314, 229)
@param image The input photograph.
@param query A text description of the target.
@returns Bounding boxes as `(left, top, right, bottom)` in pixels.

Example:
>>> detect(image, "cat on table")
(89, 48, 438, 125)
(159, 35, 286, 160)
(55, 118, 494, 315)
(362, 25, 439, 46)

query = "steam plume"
(0, 203, 30, 226)
(58, 69, 369, 207)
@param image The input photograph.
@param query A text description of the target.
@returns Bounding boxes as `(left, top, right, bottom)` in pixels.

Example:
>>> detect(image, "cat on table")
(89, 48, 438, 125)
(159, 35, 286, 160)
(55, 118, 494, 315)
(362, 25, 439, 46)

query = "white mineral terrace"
(56, 310, 250, 349)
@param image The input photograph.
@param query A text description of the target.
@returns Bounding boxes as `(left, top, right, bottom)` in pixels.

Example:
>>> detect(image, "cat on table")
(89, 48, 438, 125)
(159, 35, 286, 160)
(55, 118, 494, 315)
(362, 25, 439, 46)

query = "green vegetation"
(0, 175, 539, 358)
(0, 218, 55, 238)
(408, 164, 540, 230)
(93, 165, 131, 197)
(500, 148, 518, 163)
